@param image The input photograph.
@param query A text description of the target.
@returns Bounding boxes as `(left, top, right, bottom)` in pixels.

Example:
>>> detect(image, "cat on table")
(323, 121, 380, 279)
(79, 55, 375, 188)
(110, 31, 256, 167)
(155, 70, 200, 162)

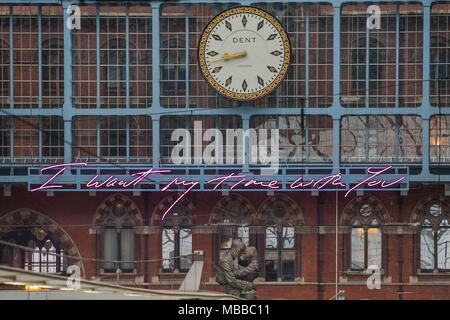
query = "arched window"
(352, 39, 382, 91)
(215, 199, 251, 252)
(263, 201, 295, 282)
(161, 205, 192, 273)
(349, 204, 382, 271)
(25, 240, 65, 273)
(103, 202, 135, 273)
(0, 227, 67, 274)
(42, 38, 64, 97)
(420, 202, 450, 271)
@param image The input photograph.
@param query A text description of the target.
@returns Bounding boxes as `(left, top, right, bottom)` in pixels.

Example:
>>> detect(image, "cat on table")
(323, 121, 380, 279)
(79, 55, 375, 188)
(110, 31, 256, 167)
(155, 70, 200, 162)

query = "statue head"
(240, 246, 257, 262)
(230, 239, 246, 258)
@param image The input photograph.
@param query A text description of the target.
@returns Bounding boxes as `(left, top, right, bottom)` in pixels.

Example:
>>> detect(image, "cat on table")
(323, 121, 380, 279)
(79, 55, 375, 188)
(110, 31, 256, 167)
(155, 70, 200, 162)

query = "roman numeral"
(242, 80, 248, 91)
(242, 15, 247, 27)
(212, 34, 222, 41)
(257, 76, 264, 86)
(257, 20, 264, 31)
(267, 66, 277, 73)
(267, 34, 277, 40)
(225, 20, 232, 31)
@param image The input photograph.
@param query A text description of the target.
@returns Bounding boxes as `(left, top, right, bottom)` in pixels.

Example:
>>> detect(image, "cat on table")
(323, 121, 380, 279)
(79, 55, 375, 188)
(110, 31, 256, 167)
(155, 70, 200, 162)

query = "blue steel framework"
(0, 0, 446, 188)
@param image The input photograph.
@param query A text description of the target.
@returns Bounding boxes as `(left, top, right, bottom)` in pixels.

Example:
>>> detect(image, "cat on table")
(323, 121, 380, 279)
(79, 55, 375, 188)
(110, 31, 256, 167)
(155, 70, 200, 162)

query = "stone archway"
(209, 193, 257, 225)
(0, 208, 86, 277)
(256, 194, 304, 226)
(340, 194, 391, 225)
(151, 194, 195, 226)
(92, 193, 143, 227)
(410, 194, 450, 223)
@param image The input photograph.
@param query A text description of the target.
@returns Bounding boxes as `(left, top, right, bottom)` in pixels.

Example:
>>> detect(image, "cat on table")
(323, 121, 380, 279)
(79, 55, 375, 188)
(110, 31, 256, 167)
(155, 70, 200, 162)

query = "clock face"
(198, 6, 291, 101)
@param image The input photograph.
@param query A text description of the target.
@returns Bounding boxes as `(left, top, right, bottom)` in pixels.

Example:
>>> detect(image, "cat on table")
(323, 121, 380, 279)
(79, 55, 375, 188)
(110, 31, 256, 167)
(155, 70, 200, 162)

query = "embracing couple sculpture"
(216, 239, 259, 300)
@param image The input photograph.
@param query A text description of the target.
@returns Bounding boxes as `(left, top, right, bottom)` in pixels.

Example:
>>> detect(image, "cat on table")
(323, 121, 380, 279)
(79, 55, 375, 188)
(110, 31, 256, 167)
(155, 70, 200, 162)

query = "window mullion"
(364, 230, 369, 270)
(125, 5, 130, 108)
(434, 230, 438, 270)
(175, 230, 180, 271)
(278, 228, 282, 281)
(117, 229, 121, 271)
(185, 4, 189, 108)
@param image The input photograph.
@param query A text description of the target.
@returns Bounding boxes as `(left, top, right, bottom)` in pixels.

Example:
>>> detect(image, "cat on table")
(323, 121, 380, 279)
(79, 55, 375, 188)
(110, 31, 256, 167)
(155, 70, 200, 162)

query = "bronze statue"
(216, 239, 258, 299)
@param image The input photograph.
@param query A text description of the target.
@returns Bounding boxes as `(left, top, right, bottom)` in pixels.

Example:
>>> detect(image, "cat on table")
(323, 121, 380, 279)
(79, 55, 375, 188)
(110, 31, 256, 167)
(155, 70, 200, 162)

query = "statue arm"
(222, 258, 253, 290)
(235, 260, 259, 278)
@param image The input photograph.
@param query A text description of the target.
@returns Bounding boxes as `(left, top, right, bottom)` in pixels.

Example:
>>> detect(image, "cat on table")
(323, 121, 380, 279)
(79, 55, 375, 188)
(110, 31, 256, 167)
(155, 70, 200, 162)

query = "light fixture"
(25, 284, 43, 291)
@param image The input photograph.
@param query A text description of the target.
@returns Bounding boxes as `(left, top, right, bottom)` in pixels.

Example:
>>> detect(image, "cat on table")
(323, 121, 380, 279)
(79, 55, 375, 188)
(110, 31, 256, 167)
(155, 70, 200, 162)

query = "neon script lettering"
(30, 164, 406, 220)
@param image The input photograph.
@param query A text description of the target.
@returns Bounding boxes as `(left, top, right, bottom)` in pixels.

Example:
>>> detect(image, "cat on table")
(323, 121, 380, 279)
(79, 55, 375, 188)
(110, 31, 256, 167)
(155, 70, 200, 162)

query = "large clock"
(198, 6, 291, 101)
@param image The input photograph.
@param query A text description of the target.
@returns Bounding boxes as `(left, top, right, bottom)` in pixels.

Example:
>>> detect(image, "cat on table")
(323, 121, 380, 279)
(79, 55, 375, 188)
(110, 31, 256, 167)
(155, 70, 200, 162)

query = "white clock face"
(198, 6, 291, 101)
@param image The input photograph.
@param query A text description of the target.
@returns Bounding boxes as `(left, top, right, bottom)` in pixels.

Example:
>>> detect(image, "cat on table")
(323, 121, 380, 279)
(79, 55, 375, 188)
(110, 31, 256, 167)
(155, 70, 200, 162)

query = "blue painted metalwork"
(365, 115, 369, 162)
(96, 117, 100, 161)
(395, 115, 399, 162)
(38, 6, 42, 109)
(126, 115, 130, 162)
(395, 4, 399, 108)
(125, 5, 130, 108)
(96, 6, 100, 108)
(38, 116, 42, 161)
(9, 5, 12, 109)
(332, 4, 341, 170)
(0, 0, 447, 188)
(305, 4, 309, 108)
(185, 4, 190, 109)
(62, 1, 73, 164)
(9, 116, 13, 161)
(365, 5, 370, 108)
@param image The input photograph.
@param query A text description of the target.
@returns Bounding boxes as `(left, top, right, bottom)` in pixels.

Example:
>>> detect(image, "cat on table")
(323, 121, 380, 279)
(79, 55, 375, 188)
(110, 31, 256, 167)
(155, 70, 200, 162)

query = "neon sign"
(29, 163, 407, 220)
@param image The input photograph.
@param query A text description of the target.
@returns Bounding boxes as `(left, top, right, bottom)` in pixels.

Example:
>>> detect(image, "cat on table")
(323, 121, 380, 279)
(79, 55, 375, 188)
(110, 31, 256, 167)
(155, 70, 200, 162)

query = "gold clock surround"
(198, 6, 291, 101)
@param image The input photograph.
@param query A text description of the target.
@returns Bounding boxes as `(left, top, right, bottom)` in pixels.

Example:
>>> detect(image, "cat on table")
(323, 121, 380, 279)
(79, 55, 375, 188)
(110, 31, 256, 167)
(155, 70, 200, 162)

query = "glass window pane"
(237, 227, 249, 246)
(430, 204, 442, 217)
(121, 228, 134, 271)
(281, 260, 294, 282)
(265, 260, 277, 282)
(351, 227, 365, 270)
(180, 228, 192, 271)
(266, 227, 278, 249)
(162, 229, 175, 271)
(282, 227, 295, 249)
(367, 228, 382, 268)
(437, 226, 450, 270)
(104, 227, 118, 271)
(420, 228, 435, 270)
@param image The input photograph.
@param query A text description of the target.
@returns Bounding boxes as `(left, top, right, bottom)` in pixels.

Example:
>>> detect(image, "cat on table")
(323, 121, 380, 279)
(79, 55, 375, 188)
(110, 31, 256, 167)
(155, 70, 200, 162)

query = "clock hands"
(209, 51, 247, 63)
